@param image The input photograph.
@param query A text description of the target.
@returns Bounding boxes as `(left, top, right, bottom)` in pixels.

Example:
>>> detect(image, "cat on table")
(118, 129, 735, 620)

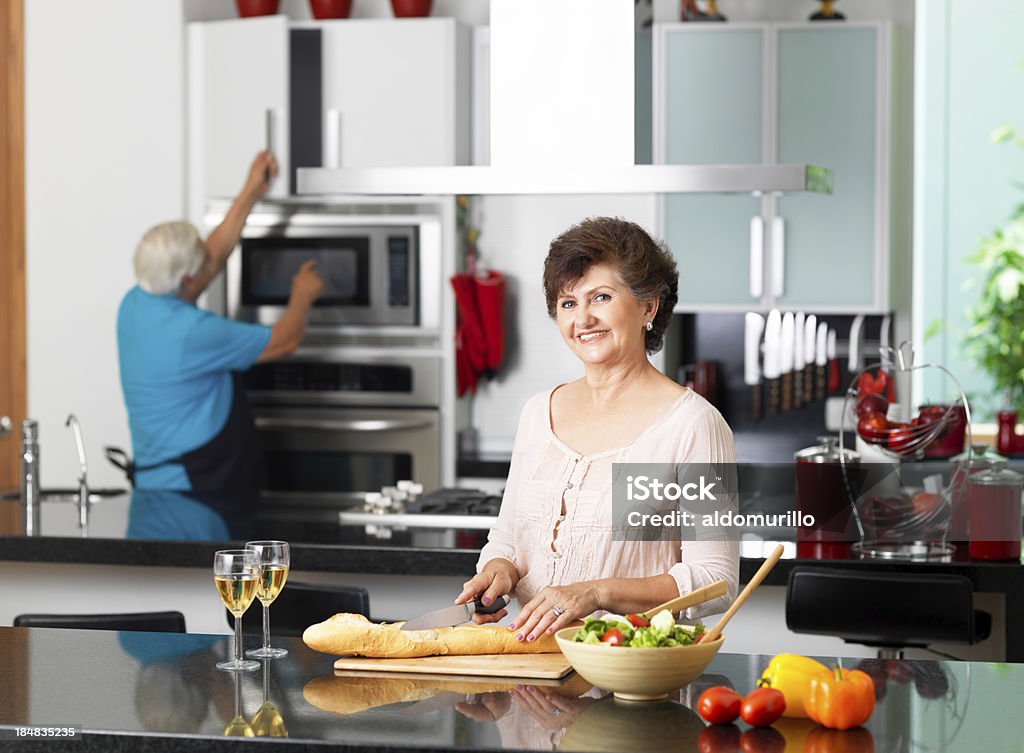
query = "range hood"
(297, 164, 832, 196)
(297, 0, 832, 198)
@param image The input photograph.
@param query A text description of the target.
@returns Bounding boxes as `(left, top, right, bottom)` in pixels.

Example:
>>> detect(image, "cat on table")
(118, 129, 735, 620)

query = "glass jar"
(967, 461, 1022, 561)
(795, 436, 860, 559)
(948, 444, 1006, 542)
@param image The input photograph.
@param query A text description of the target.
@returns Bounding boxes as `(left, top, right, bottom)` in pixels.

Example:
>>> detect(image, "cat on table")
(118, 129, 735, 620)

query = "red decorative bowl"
(310, 0, 353, 19)
(390, 0, 432, 17)
(235, 0, 281, 17)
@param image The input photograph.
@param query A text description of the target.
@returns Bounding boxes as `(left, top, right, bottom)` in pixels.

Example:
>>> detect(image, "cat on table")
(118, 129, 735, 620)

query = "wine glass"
(223, 672, 255, 737)
(244, 540, 290, 659)
(250, 660, 289, 737)
(214, 548, 260, 672)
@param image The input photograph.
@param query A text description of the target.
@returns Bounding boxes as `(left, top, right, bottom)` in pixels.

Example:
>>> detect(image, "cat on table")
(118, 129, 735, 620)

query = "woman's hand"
(454, 692, 512, 722)
(455, 560, 517, 624)
(243, 150, 278, 200)
(508, 582, 602, 642)
(510, 686, 598, 730)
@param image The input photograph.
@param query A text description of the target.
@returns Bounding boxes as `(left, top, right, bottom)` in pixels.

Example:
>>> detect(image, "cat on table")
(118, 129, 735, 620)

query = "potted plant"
(963, 121, 1024, 454)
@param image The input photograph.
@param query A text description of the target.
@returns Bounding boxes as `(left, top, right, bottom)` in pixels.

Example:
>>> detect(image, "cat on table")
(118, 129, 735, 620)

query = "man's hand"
(291, 260, 324, 305)
(243, 150, 278, 202)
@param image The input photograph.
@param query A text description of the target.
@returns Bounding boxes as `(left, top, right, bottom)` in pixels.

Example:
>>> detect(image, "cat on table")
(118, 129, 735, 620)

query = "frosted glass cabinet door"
(321, 19, 468, 168)
(774, 26, 882, 309)
(659, 27, 765, 308)
(189, 17, 289, 200)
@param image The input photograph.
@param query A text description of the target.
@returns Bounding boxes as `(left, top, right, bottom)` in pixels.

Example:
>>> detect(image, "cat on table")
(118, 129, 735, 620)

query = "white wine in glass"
(245, 540, 290, 659)
(214, 549, 260, 672)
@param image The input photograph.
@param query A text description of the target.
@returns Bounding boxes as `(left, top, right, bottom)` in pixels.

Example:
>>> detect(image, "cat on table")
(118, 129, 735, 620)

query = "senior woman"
(456, 216, 738, 644)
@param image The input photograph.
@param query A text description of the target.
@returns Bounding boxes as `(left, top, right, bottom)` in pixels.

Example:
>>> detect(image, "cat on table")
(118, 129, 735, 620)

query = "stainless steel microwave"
(210, 199, 443, 332)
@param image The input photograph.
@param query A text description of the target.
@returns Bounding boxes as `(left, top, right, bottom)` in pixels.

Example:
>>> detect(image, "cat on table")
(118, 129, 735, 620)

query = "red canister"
(795, 436, 859, 559)
(968, 461, 1022, 561)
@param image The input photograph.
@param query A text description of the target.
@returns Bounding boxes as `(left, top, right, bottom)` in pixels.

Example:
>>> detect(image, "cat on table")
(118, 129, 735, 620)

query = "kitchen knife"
(848, 314, 865, 373)
(744, 313, 765, 421)
(815, 321, 828, 401)
(793, 312, 805, 408)
(827, 327, 840, 394)
(803, 314, 817, 405)
(780, 312, 795, 411)
(763, 310, 782, 417)
(401, 595, 510, 631)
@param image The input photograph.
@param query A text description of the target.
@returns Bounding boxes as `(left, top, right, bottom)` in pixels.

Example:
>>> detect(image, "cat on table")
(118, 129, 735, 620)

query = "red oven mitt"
(473, 270, 506, 372)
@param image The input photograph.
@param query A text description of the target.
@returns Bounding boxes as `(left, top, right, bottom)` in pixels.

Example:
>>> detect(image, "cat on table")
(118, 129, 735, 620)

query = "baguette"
(302, 612, 560, 658)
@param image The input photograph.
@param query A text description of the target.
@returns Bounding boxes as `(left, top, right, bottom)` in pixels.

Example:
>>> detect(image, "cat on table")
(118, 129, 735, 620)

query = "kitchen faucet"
(65, 414, 90, 532)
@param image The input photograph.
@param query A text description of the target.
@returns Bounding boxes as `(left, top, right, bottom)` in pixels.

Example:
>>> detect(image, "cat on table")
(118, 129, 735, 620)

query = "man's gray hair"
(133, 221, 205, 295)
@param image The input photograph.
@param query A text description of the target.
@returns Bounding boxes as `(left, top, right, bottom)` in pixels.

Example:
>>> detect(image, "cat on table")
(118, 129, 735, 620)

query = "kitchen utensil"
(847, 314, 865, 373)
(744, 313, 765, 421)
(639, 580, 729, 618)
(793, 312, 805, 407)
(554, 628, 723, 701)
(780, 312, 795, 411)
(814, 321, 828, 401)
(332, 652, 573, 679)
(700, 544, 784, 644)
(401, 595, 509, 631)
(803, 314, 817, 404)
(827, 327, 839, 394)
(763, 310, 782, 416)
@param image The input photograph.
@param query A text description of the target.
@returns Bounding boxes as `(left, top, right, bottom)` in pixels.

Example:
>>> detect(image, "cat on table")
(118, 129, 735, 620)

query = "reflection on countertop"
(1, 625, 1021, 752)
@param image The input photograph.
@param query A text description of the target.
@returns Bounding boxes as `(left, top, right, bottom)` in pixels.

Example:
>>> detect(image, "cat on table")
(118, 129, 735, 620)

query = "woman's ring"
(551, 605, 565, 617)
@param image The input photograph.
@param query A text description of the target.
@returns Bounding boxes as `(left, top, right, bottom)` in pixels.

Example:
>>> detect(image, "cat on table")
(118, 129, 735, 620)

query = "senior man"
(116, 152, 322, 493)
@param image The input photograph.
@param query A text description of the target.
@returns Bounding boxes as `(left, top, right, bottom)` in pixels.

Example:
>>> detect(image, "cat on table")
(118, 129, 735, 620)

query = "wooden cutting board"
(333, 652, 574, 680)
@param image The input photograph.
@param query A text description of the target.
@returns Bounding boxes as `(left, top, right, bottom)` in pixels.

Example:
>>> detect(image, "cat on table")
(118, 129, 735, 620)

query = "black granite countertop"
(1, 625, 1021, 752)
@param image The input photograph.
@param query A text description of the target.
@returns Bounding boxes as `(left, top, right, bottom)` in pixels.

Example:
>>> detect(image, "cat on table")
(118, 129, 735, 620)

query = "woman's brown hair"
(543, 217, 678, 354)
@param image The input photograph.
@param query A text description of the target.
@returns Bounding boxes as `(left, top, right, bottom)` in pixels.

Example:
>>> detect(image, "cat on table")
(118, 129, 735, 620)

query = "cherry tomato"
(626, 613, 650, 628)
(739, 726, 785, 753)
(697, 723, 741, 753)
(697, 686, 743, 725)
(601, 628, 625, 646)
(740, 687, 786, 727)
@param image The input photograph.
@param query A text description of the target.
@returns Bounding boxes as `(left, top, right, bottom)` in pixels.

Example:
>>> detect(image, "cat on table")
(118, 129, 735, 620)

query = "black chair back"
(229, 581, 370, 637)
(14, 611, 187, 633)
(786, 568, 990, 649)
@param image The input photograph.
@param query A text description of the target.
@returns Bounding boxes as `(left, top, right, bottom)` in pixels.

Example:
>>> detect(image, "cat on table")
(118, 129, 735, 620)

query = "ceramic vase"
(310, 0, 353, 19)
(235, 0, 281, 18)
(391, 0, 432, 18)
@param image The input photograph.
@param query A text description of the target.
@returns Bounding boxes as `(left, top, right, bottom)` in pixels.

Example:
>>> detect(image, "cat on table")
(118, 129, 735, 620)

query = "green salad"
(571, 609, 704, 648)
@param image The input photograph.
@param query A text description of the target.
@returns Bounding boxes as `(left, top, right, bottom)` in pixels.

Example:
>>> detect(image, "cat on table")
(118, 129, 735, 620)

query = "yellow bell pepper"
(757, 653, 829, 718)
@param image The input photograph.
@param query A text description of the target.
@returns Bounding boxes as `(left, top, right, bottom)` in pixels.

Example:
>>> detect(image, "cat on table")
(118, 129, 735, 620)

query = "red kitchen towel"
(451, 270, 507, 396)
(474, 270, 506, 372)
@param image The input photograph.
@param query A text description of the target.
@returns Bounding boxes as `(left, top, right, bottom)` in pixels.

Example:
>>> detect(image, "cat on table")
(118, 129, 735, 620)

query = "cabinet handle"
(326, 109, 342, 168)
(264, 108, 275, 155)
(255, 417, 434, 432)
(771, 216, 785, 298)
(749, 216, 764, 298)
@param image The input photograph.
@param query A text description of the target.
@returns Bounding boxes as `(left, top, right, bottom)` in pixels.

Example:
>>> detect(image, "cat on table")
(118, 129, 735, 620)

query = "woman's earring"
(645, 321, 653, 332)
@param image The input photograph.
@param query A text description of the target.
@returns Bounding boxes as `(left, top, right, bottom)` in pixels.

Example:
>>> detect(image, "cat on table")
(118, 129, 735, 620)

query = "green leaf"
(992, 123, 1018, 144)
(923, 319, 944, 341)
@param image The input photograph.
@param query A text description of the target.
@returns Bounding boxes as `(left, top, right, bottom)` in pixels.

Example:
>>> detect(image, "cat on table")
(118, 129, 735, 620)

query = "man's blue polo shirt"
(117, 287, 271, 489)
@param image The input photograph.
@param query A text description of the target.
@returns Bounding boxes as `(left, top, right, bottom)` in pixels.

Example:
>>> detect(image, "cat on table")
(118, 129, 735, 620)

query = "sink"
(0, 488, 127, 503)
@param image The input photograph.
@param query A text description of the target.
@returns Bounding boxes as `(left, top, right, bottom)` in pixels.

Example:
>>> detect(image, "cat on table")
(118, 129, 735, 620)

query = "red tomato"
(857, 412, 889, 445)
(697, 686, 743, 725)
(858, 370, 888, 397)
(626, 613, 650, 628)
(740, 687, 786, 727)
(601, 628, 625, 646)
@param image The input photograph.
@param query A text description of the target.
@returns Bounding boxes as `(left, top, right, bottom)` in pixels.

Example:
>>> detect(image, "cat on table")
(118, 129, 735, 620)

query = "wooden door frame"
(1, 0, 26, 534)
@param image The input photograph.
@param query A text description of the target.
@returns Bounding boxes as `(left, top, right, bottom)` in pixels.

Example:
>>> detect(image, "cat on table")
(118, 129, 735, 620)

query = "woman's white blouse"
(477, 387, 739, 619)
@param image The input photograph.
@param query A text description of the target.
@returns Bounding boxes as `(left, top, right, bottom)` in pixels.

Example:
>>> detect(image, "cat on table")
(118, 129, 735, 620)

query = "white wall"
(25, 0, 186, 488)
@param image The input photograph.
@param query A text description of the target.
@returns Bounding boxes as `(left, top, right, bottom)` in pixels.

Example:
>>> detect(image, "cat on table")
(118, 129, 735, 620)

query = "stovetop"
(406, 488, 502, 516)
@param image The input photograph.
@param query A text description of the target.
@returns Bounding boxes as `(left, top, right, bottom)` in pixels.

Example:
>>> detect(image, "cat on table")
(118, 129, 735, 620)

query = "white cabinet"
(188, 16, 470, 220)
(654, 22, 894, 313)
(321, 19, 470, 168)
(188, 15, 290, 216)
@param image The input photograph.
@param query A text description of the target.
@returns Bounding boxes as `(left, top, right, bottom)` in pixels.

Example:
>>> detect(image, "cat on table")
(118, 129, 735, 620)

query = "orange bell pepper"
(805, 666, 876, 730)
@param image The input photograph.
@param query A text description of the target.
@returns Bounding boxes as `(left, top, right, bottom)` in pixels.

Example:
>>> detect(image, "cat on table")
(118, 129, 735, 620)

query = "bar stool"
(13, 611, 187, 633)
(785, 568, 991, 659)
(229, 581, 371, 637)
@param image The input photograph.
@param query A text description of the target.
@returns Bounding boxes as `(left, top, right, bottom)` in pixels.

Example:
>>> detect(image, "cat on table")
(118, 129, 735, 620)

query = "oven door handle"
(254, 417, 435, 432)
